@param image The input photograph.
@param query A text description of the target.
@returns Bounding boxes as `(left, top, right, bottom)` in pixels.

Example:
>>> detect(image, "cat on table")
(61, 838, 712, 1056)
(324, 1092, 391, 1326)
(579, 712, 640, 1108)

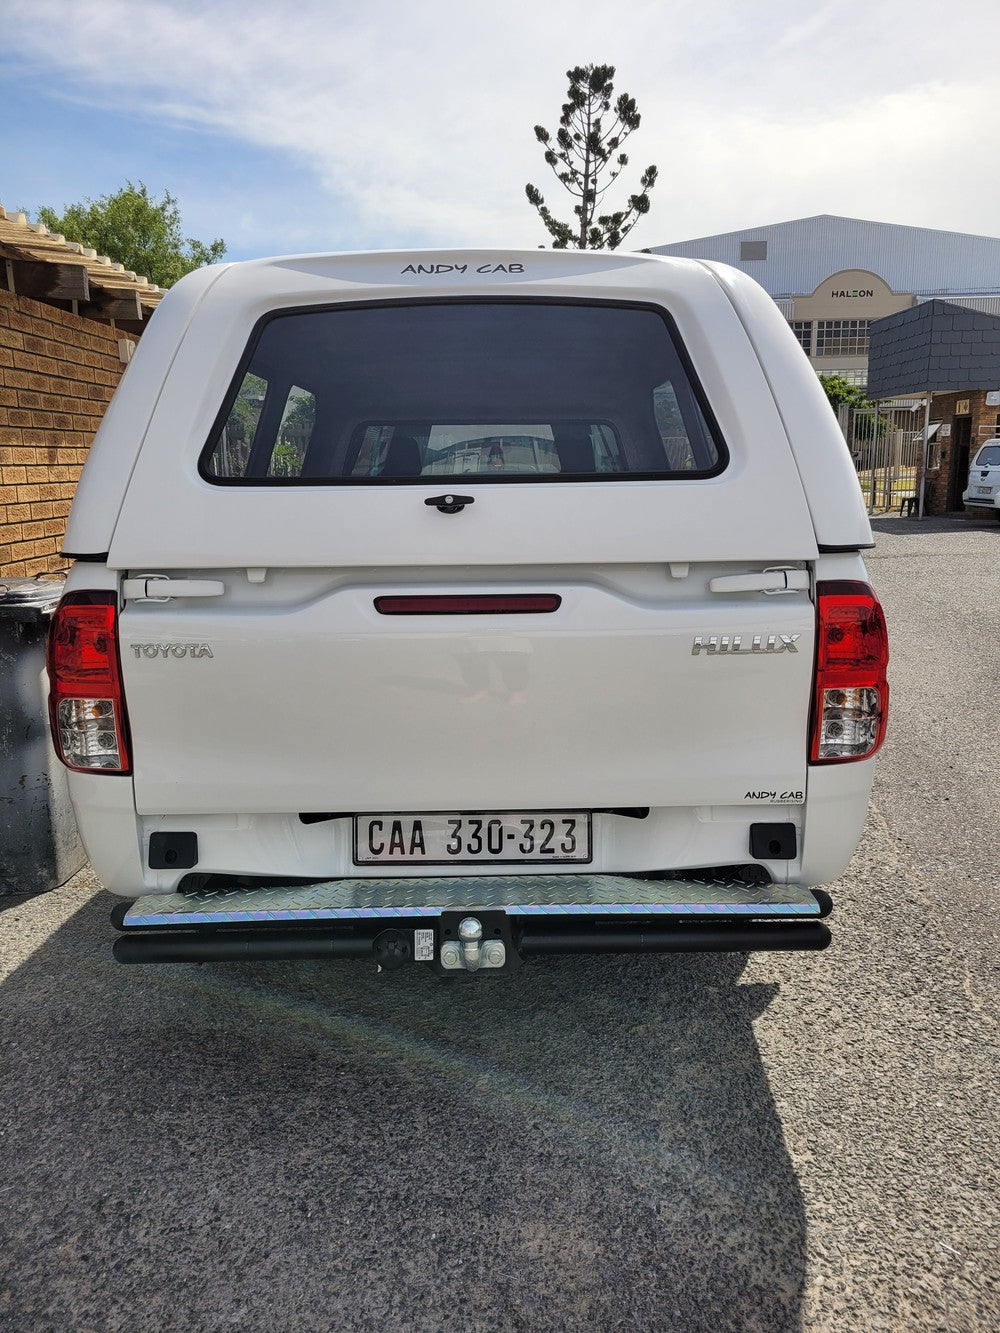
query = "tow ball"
(440, 917, 507, 972)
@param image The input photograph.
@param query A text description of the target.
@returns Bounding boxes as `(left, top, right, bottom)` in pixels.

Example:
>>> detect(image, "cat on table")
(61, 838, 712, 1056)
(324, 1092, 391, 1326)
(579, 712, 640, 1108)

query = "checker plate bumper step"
(111, 874, 832, 963)
(120, 873, 824, 928)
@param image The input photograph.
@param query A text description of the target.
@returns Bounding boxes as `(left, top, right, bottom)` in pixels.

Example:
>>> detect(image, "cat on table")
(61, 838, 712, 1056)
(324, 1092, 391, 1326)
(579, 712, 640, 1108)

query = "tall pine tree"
(526, 64, 658, 250)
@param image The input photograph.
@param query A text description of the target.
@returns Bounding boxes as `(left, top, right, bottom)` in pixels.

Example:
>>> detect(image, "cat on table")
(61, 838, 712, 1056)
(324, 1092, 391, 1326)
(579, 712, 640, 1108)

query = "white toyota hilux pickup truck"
(48, 249, 888, 971)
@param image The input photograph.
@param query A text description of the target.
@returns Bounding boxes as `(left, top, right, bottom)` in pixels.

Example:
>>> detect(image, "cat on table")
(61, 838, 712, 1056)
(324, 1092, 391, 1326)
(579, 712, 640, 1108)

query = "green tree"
(273, 389, 316, 476)
(819, 374, 887, 445)
(526, 63, 658, 250)
(36, 181, 225, 287)
(818, 374, 873, 414)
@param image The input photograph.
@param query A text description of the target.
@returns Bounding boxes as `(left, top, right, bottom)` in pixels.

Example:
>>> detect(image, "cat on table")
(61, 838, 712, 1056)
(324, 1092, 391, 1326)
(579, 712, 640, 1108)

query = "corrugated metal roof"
(651, 215, 1000, 299)
(918, 294, 1000, 316)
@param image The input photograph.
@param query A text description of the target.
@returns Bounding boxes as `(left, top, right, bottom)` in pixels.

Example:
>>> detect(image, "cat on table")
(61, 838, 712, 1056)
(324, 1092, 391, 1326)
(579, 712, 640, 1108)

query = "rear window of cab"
(200, 301, 727, 484)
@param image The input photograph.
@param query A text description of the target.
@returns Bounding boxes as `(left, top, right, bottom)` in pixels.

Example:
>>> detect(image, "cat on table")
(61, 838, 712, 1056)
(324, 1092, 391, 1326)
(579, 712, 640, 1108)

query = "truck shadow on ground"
(1, 889, 807, 1332)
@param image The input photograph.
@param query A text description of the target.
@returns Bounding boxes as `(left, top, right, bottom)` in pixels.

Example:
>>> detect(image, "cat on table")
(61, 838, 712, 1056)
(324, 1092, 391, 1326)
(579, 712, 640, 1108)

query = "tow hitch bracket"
(440, 916, 507, 971)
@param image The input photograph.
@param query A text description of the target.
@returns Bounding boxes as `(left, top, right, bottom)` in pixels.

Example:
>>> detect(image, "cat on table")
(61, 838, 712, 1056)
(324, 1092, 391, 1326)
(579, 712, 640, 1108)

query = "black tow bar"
(112, 931, 375, 965)
(112, 919, 830, 964)
(518, 922, 831, 954)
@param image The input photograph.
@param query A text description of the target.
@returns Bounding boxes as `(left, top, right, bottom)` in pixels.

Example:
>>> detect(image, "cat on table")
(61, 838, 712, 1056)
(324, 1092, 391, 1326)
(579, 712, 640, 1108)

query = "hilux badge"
(692, 634, 800, 656)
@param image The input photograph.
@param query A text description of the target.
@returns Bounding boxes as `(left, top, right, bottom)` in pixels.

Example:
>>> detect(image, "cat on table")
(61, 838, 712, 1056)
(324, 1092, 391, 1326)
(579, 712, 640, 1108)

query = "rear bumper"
(111, 872, 833, 964)
(68, 765, 876, 897)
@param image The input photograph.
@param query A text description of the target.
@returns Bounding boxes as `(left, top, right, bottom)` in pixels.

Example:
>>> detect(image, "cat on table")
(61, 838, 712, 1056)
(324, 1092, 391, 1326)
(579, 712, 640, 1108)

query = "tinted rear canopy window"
(202, 301, 725, 483)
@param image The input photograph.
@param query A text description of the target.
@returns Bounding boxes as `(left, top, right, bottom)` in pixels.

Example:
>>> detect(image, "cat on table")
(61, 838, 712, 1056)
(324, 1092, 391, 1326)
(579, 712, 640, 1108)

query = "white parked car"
(47, 250, 889, 970)
(962, 438, 1000, 516)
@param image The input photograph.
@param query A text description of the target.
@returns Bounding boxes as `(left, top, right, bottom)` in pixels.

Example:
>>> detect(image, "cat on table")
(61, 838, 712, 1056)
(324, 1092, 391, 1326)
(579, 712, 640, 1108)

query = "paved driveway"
(1, 514, 997, 1331)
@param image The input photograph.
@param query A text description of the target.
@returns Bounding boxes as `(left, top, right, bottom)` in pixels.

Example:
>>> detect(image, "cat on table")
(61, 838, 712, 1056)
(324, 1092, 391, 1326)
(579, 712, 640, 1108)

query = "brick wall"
(919, 388, 1000, 515)
(0, 288, 123, 576)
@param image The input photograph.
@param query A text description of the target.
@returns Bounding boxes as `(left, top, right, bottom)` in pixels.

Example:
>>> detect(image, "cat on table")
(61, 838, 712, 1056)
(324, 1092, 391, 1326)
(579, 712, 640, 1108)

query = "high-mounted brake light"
(810, 580, 889, 764)
(374, 594, 562, 615)
(46, 592, 131, 774)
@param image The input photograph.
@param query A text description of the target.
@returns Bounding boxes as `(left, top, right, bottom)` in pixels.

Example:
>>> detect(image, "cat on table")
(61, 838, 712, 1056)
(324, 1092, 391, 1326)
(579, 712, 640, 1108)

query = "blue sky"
(2, 0, 998, 267)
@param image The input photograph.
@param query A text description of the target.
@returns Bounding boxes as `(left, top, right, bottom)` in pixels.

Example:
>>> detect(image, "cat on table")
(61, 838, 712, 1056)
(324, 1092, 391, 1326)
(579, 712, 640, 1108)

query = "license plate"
(353, 811, 592, 866)
(976, 486, 993, 495)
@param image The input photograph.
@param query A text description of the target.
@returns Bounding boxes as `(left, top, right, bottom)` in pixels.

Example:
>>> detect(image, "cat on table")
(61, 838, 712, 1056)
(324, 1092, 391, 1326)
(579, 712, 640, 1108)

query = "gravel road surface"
(1, 514, 997, 1331)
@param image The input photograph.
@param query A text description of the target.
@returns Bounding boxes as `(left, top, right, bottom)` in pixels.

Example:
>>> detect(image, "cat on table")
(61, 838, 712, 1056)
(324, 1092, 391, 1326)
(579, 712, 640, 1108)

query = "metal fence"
(837, 403, 925, 514)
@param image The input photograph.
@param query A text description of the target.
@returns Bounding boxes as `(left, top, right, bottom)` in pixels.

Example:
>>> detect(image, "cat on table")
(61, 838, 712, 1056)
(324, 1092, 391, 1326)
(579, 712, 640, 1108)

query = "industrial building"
(652, 215, 1000, 389)
(653, 216, 1000, 513)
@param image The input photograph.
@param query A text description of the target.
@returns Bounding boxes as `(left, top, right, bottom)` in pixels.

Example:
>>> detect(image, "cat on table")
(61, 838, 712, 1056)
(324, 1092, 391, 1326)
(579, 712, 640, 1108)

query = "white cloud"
(4, 0, 1000, 252)
(645, 80, 1000, 240)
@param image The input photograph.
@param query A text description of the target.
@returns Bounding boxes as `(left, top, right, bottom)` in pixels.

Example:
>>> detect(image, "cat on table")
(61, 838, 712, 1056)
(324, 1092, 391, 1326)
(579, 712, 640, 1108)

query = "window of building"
(817, 368, 868, 387)
(919, 423, 943, 472)
(815, 320, 870, 357)
(789, 321, 812, 353)
(740, 240, 767, 261)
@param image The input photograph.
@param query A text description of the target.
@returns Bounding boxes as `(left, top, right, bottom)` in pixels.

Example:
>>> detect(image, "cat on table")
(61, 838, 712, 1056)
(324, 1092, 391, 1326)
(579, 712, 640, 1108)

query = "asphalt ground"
(1, 513, 998, 1332)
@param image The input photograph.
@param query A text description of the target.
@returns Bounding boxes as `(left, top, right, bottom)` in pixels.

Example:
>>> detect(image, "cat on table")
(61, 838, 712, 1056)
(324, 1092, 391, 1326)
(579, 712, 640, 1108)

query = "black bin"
(0, 576, 86, 895)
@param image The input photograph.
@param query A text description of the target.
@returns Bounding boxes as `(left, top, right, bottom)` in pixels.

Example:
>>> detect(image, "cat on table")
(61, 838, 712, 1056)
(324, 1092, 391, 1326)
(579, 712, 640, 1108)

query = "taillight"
(46, 592, 131, 774)
(810, 580, 889, 764)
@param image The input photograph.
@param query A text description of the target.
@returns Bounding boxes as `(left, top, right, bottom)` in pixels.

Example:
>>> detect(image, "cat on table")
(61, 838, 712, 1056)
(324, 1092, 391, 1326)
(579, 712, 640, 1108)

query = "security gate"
(838, 403, 925, 514)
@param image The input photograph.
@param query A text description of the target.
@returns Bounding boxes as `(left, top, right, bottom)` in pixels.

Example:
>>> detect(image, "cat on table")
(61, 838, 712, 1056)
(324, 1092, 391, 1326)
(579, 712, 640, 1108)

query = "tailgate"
(118, 564, 815, 816)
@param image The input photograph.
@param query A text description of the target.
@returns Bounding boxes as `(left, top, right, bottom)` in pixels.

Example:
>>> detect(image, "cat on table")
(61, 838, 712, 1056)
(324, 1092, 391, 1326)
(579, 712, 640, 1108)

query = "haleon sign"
(794, 269, 914, 325)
